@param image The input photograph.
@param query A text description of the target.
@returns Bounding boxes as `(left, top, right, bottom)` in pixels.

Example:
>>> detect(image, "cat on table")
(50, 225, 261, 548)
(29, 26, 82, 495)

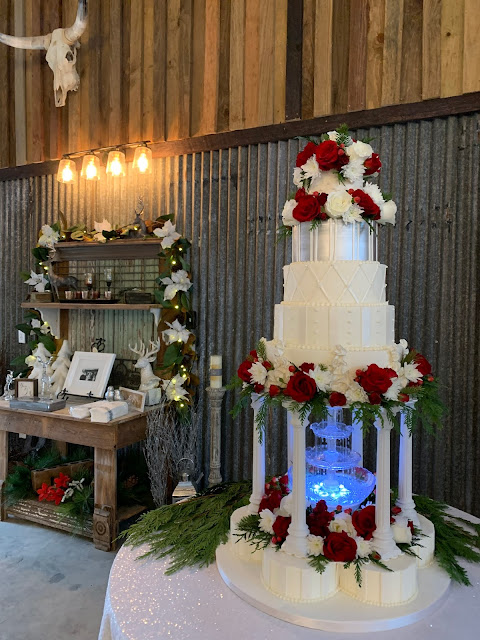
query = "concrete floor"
(0, 519, 115, 640)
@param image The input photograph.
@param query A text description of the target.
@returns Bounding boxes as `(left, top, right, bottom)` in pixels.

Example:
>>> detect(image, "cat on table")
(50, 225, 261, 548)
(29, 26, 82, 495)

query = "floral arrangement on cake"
(229, 339, 443, 436)
(280, 125, 396, 231)
(236, 476, 418, 584)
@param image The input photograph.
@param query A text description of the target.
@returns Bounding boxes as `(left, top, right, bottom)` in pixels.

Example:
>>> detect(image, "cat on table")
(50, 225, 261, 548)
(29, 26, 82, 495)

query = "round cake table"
(99, 520, 480, 640)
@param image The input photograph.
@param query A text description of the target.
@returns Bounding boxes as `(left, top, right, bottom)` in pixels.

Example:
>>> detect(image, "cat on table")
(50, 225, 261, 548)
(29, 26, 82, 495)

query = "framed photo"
(15, 378, 38, 399)
(119, 387, 146, 412)
(64, 352, 116, 399)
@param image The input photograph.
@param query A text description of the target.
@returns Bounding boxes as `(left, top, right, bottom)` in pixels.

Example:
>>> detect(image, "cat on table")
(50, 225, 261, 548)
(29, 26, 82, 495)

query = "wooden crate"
(31, 460, 94, 491)
(7, 499, 93, 538)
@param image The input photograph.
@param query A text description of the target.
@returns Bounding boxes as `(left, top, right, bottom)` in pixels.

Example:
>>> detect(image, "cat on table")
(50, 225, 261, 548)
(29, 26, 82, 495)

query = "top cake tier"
(291, 219, 377, 262)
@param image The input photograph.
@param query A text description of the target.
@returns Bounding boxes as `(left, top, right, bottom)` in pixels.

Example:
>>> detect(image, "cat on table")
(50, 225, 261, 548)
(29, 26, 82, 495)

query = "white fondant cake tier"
(274, 303, 395, 350)
(292, 219, 377, 262)
(414, 515, 435, 568)
(267, 338, 397, 370)
(262, 547, 338, 602)
(339, 554, 418, 606)
(284, 261, 387, 305)
(229, 505, 263, 564)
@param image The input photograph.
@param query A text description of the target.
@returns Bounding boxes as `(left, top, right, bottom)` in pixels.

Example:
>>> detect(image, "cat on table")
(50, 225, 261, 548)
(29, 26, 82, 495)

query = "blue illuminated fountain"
(305, 408, 375, 510)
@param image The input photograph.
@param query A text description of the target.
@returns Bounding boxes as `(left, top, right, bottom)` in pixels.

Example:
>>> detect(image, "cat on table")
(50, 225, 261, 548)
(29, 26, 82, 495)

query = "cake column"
(281, 406, 309, 558)
(286, 410, 294, 468)
(248, 394, 266, 514)
(372, 410, 401, 560)
(351, 409, 363, 465)
(396, 401, 420, 526)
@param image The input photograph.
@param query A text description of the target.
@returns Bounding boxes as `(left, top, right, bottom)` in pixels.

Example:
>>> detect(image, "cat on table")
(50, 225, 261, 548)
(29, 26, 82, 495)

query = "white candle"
(210, 355, 223, 388)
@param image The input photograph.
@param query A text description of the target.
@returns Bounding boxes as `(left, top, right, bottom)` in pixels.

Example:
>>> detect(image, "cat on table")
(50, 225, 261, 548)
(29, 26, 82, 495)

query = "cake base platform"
(216, 543, 450, 633)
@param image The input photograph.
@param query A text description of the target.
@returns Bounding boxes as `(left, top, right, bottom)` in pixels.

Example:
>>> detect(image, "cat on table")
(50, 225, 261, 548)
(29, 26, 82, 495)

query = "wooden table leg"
(0, 430, 8, 520)
(93, 447, 117, 551)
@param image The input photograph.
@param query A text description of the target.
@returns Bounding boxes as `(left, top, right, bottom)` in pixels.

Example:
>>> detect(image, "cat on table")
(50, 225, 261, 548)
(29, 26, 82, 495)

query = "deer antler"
(129, 341, 146, 358)
(144, 339, 161, 359)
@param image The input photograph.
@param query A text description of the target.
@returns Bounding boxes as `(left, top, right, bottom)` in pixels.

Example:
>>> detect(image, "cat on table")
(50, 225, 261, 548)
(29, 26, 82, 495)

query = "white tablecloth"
(99, 521, 480, 640)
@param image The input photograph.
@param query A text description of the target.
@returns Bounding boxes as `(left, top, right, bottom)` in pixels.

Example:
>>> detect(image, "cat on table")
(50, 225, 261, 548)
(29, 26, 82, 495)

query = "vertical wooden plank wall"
(0, 0, 479, 168)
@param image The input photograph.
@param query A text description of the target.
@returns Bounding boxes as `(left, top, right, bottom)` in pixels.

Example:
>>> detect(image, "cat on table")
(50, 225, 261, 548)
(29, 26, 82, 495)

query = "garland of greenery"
(122, 480, 480, 586)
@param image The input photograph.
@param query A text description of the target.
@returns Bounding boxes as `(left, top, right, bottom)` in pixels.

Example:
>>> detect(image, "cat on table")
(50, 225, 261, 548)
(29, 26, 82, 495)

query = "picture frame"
(63, 352, 116, 399)
(15, 378, 38, 399)
(119, 387, 146, 412)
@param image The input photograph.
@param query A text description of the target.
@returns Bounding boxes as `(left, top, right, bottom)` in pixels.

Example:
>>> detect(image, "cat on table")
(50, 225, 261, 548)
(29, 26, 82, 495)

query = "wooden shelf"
(52, 238, 164, 261)
(21, 302, 162, 310)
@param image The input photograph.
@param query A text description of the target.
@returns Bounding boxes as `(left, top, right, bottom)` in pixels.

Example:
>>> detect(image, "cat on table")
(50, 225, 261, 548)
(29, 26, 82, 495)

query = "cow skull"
(0, 0, 88, 107)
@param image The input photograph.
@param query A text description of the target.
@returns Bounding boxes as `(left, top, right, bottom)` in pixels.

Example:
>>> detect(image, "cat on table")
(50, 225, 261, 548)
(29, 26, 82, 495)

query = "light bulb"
(62, 165, 73, 182)
(86, 160, 97, 179)
(133, 145, 152, 175)
(137, 152, 149, 173)
(110, 158, 122, 176)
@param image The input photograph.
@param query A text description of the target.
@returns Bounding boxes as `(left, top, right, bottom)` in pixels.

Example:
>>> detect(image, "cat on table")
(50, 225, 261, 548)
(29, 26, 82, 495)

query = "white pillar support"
(248, 394, 266, 515)
(372, 409, 402, 560)
(281, 407, 309, 558)
(286, 410, 294, 469)
(351, 408, 363, 465)
(396, 402, 420, 526)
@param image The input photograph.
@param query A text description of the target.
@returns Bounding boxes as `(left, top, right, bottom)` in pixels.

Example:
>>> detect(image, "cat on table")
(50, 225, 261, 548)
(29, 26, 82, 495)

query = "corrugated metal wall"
(1, 113, 479, 516)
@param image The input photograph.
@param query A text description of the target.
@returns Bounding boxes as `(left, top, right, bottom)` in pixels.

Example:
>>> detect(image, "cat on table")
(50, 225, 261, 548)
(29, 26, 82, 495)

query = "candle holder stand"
(207, 386, 226, 487)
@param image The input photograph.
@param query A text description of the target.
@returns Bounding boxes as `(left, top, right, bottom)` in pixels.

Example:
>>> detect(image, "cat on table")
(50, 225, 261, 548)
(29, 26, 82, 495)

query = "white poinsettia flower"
(38, 225, 59, 248)
(378, 199, 397, 225)
(162, 377, 188, 402)
(362, 182, 384, 205)
(342, 204, 364, 224)
(329, 512, 356, 537)
(355, 536, 372, 558)
(153, 219, 181, 249)
(281, 199, 298, 227)
(25, 355, 37, 367)
(306, 534, 324, 557)
(161, 269, 192, 300)
(249, 361, 268, 386)
(61, 487, 74, 502)
(259, 509, 276, 534)
(40, 323, 50, 335)
(162, 319, 190, 345)
(401, 363, 422, 383)
(94, 219, 112, 233)
(301, 155, 320, 180)
(25, 271, 48, 292)
(308, 365, 332, 392)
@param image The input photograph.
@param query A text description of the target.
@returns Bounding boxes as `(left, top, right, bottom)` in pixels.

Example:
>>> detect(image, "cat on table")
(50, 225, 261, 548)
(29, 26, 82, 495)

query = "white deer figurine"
(129, 339, 161, 392)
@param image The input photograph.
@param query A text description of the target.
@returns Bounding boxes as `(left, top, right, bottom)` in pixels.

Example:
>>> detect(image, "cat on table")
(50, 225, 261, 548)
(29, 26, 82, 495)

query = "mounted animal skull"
(0, 0, 88, 107)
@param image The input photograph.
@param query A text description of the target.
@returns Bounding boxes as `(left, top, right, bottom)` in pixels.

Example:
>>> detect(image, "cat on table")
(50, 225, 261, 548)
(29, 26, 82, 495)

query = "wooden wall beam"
(285, 0, 303, 120)
(1, 91, 479, 182)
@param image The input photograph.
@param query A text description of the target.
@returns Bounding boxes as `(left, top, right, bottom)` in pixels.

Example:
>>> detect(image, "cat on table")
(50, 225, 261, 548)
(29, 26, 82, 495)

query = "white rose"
(308, 365, 332, 392)
(259, 509, 276, 535)
(281, 199, 298, 227)
(249, 361, 268, 386)
(301, 155, 320, 180)
(379, 199, 397, 225)
(362, 182, 384, 205)
(293, 167, 303, 187)
(355, 537, 372, 558)
(306, 534, 324, 557)
(325, 190, 353, 219)
(345, 383, 368, 404)
(329, 512, 356, 537)
(309, 170, 343, 195)
(347, 140, 373, 160)
(276, 493, 293, 517)
(391, 522, 412, 544)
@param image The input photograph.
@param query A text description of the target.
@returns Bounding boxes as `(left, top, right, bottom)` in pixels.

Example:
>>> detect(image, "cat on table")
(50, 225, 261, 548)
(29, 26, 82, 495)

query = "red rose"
(296, 141, 317, 167)
(391, 506, 402, 515)
(329, 392, 347, 407)
(294, 188, 306, 201)
(285, 371, 317, 402)
(254, 383, 264, 393)
(315, 140, 348, 171)
(349, 189, 381, 220)
(258, 490, 283, 513)
(249, 350, 258, 358)
(293, 193, 325, 223)
(364, 153, 382, 176)
(368, 392, 382, 405)
(269, 385, 281, 397)
(237, 360, 253, 383)
(263, 360, 273, 370)
(398, 393, 409, 402)
(414, 353, 432, 376)
(300, 362, 314, 373)
(356, 363, 397, 394)
(323, 531, 357, 562)
(352, 505, 376, 540)
(407, 520, 414, 534)
(272, 515, 291, 541)
(307, 501, 334, 537)
(279, 474, 289, 486)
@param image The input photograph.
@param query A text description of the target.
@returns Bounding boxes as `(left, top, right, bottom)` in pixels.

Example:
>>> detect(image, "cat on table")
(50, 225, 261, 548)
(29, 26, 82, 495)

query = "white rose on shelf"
(306, 534, 324, 557)
(293, 167, 303, 187)
(325, 190, 353, 219)
(281, 199, 298, 227)
(249, 361, 268, 386)
(309, 169, 343, 195)
(391, 522, 412, 544)
(347, 140, 373, 160)
(301, 155, 320, 180)
(329, 512, 356, 537)
(378, 199, 397, 225)
(362, 182, 384, 206)
(355, 537, 372, 558)
(276, 493, 293, 517)
(259, 509, 276, 535)
(308, 365, 332, 392)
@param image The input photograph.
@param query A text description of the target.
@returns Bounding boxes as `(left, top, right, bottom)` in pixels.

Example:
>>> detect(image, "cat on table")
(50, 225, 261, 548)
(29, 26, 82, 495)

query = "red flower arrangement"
(323, 531, 358, 562)
(285, 371, 317, 402)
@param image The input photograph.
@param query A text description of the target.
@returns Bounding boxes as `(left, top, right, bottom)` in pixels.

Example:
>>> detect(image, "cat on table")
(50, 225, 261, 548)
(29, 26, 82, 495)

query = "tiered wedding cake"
(218, 129, 447, 632)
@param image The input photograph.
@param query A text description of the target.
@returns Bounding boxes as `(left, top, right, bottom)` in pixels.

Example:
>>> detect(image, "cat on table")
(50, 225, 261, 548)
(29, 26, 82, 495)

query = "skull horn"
(0, 32, 50, 50)
(64, 0, 88, 45)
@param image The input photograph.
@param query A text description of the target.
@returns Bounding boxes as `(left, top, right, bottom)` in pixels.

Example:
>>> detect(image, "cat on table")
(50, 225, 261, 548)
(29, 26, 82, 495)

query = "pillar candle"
(210, 355, 223, 388)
